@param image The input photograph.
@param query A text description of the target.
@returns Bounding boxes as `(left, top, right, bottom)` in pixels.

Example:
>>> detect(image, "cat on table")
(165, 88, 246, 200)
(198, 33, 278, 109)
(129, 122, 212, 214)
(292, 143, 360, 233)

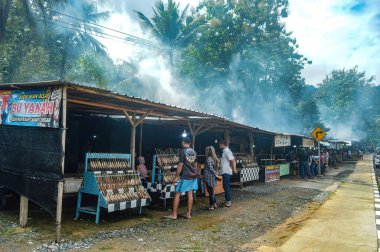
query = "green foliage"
(135, 0, 189, 47)
(0, 0, 113, 84)
(317, 67, 379, 143)
(1, 0, 378, 140)
(135, 0, 190, 65)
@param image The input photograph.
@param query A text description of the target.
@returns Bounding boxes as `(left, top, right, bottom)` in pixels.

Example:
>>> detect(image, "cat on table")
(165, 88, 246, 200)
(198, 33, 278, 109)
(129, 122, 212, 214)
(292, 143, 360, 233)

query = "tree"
(0, 0, 114, 86)
(0, 0, 67, 42)
(135, 0, 189, 65)
(177, 0, 310, 133)
(53, 0, 109, 79)
(316, 66, 377, 141)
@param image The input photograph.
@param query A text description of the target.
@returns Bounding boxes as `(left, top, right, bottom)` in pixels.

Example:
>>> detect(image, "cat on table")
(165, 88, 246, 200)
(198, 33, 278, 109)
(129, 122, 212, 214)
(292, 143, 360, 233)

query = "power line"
(46, 7, 158, 46)
(40, 16, 163, 52)
(10, 5, 165, 52)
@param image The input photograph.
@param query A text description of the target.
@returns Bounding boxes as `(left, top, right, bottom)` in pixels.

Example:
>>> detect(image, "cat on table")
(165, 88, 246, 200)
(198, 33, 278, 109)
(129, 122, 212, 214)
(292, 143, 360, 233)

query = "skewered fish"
(89, 156, 131, 171)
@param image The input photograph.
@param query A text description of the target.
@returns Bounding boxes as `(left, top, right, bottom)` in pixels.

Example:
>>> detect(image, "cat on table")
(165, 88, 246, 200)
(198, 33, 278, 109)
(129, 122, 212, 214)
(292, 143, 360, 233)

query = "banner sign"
(0, 87, 62, 128)
(274, 135, 291, 147)
(303, 138, 315, 148)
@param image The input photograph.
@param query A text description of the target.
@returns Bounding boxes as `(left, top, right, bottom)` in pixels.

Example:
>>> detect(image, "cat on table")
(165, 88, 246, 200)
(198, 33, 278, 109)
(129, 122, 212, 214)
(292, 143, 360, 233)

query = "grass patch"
(0, 227, 16, 237)
(99, 245, 115, 250)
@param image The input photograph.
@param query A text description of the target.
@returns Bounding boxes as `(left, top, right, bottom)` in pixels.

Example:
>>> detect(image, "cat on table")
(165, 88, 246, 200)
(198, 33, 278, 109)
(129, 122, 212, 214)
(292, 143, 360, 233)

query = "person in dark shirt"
(300, 149, 311, 179)
(164, 137, 198, 220)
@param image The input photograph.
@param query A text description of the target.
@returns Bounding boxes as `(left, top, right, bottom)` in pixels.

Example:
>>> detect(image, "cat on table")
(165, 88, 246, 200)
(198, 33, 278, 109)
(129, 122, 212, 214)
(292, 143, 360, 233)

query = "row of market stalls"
(0, 81, 348, 240)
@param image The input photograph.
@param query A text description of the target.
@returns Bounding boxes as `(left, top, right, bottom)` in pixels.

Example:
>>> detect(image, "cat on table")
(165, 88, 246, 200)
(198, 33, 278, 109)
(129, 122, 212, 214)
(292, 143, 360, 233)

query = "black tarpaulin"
(0, 125, 63, 216)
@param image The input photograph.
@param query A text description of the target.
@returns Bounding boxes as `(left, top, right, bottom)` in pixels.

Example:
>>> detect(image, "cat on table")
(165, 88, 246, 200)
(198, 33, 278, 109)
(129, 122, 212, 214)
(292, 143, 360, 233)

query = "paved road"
(259, 156, 378, 252)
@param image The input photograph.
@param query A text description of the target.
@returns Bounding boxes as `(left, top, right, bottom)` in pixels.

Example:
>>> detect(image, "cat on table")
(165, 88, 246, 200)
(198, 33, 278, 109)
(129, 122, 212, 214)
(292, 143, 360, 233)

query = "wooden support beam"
(55, 182, 63, 242)
(56, 85, 67, 242)
(194, 122, 205, 135)
(19, 195, 28, 228)
(123, 110, 135, 127)
(139, 123, 143, 157)
(197, 125, 215, 135)
(187, 120, 194, 136)
(187, 120, 195, 147)
(130, 113, 136, 171)
(249, 131, 255, 162)
(224, 130, 231, 146)
(135, 111, 152, 127)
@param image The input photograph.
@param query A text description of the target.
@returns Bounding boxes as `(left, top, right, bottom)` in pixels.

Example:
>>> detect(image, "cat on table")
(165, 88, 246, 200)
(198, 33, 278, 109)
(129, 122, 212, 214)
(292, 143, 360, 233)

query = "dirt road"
(0, 162, 356, 252)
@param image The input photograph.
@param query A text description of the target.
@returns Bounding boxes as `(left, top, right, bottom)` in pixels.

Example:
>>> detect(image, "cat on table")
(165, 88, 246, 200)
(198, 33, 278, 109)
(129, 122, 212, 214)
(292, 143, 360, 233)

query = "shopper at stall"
(309, 150, 316, 178)
(204, 146, 220, 210)
(219, 140, 237, 207)
(164, 137, 198, 220)
(320, 151, 326, 174)
(300, 148, 311, 179)
(325, 148, 330, 169)
(137, 156, 148, 181)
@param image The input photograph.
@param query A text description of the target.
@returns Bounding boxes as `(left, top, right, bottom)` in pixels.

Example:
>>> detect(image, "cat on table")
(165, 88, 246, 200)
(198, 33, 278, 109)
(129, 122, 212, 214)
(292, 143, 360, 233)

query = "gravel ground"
(0, 166, 353, 252)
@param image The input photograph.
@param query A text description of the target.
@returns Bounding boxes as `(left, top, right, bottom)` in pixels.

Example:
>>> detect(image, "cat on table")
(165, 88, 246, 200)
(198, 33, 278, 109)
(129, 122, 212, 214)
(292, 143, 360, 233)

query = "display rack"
(231, 153, 260, 188)
(75, 153, 151, 224)
(145, 150, 186, 208)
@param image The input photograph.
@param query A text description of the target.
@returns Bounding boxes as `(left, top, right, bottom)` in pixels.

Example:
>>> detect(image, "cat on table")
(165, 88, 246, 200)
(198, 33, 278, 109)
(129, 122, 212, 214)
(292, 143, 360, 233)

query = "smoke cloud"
(97, 1, 307, 134)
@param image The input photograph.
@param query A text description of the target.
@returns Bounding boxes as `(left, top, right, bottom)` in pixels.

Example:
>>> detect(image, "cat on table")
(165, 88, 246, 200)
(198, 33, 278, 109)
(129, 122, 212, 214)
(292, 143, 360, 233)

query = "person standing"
(137, 156, 148, 181)
(309, 150, 316, 178)
(204, 146, 220, 210)
(325, 148, 330, 169)
(164, 137, 198, 220)
(219, 140, 237, 207)
(300, 149, 311, 179)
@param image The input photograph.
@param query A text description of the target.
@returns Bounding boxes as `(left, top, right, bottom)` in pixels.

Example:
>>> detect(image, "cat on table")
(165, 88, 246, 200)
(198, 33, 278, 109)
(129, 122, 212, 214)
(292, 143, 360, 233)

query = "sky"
(99, 0, 380, 86)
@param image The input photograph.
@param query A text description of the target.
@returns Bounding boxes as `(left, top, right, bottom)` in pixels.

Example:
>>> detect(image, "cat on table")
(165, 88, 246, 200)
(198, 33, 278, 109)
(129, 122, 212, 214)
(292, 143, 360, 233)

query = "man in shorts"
(164, 137, 198, 219)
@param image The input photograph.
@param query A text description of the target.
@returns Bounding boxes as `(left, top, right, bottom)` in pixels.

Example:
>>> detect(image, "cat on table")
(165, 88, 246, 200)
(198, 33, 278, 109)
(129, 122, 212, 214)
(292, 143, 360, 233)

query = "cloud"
(285, 0, 380, 85)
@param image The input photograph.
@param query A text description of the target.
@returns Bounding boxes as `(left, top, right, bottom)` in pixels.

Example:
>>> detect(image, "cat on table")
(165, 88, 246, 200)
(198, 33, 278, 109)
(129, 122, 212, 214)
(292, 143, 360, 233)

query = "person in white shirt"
(219, 140, 237, 207)
(325, 149, 330, 168)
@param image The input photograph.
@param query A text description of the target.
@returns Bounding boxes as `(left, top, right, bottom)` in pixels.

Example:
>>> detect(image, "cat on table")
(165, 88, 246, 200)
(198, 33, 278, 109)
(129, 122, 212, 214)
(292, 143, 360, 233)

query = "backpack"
(182, 148, 198, 179)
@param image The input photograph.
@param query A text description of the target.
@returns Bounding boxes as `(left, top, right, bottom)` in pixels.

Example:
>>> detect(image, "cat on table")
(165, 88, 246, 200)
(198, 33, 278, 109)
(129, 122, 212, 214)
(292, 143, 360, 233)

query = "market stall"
(144, 149, 187, 208)
(231, 153, 260, 188)
(75, 153, 150, 224)
(0, 80, 289, 240)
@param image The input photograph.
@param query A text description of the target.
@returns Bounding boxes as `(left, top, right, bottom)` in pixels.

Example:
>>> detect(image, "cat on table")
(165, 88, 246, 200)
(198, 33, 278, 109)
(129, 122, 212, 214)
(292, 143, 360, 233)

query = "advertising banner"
(274, 135, 291, 147)
(303, 138, 315, 148)
(0, 87, 62, 128)
(279, 164, 290, 176)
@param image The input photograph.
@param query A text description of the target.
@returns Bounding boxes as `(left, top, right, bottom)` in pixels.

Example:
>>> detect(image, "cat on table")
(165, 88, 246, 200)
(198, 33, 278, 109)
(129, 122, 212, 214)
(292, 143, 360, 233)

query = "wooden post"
(124, 111, 150, 171)
(270, 142, 274, 165)
(19, 195, 28, 228)
(224, 130, 231, 146)
(56, 85, 67, 242)
(187, 120, 195, 147)
(249, 131, 254, 161)
(130, 113, 136, 171)
(139, 123, 143, 157)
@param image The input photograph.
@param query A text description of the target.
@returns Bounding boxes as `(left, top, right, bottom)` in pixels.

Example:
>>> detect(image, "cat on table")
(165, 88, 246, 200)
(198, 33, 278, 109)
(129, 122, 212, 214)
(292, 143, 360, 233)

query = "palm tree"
(55, 0, 109, 79)
(135, 0, 189, 65)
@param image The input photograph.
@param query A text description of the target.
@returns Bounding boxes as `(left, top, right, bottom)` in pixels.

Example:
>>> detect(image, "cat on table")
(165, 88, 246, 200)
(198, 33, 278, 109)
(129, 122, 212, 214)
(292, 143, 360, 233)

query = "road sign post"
(311, 127, 327, 177)
(318, 141, 321, 176)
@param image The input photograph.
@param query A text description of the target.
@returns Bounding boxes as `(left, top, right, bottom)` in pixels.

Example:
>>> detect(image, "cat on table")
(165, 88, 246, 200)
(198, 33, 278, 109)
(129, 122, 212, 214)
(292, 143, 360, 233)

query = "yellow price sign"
(311, 127, 327, 142)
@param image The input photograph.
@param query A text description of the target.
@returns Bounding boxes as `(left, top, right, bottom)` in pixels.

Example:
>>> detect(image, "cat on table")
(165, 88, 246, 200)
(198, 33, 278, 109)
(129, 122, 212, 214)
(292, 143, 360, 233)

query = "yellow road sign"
(311, 127, 327, 142)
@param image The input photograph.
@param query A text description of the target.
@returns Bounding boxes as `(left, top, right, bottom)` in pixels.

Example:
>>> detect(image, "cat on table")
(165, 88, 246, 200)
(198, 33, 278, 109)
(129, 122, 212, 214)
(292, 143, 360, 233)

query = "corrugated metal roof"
(0, 80, 229, 120)
(0, 80, 300, 136)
